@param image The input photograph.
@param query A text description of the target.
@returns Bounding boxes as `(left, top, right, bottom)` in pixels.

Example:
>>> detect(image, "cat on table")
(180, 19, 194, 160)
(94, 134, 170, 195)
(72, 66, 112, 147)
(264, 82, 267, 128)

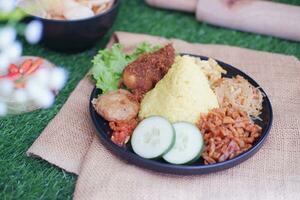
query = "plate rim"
(89, 54, 273, 175)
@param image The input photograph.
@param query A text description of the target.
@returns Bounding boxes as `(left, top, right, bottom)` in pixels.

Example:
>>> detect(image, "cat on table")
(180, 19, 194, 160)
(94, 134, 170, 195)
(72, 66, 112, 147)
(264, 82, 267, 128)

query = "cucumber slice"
(131, 116, 175, 159)
(163, 122, 203, 165)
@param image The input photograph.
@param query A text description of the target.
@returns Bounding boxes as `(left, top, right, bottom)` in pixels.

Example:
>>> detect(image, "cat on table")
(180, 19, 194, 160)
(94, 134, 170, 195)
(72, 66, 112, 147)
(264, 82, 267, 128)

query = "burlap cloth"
(27, 32, 300, 200)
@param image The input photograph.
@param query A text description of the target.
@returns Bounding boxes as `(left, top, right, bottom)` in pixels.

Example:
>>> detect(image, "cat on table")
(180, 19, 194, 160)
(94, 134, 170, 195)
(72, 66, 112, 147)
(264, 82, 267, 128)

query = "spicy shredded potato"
(214, 75, 263, 118)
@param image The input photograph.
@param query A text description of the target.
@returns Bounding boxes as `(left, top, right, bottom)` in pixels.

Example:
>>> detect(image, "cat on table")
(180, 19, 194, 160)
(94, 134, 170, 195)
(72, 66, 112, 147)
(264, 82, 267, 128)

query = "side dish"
(91, 43, 264, 165)
(197, 108, 262, 164)
(214, 75, 263, 118)
(18, 0, 115, 20)
(122, 44, 175, 101)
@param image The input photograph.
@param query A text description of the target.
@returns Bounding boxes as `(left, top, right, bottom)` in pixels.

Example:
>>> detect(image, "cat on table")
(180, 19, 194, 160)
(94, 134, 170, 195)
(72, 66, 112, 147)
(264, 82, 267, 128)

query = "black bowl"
(90, 54, 273, 175)
(23, 0, 120, 52)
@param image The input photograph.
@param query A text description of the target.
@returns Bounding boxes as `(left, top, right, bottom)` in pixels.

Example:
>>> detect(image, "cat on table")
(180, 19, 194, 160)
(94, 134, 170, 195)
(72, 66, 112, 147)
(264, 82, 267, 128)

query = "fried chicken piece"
(92, 89, 139, 122)
(122, 44, 175, 101)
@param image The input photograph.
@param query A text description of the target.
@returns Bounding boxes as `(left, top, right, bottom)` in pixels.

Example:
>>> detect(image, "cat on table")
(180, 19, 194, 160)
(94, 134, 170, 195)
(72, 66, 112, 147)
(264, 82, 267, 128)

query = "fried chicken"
(92, 89, 139, 122)
(122, 44, 175, 101)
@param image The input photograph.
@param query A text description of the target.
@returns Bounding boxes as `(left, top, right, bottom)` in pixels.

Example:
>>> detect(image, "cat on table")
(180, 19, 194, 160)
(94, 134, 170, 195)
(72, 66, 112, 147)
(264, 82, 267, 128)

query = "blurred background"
(0, 0, 299, 199)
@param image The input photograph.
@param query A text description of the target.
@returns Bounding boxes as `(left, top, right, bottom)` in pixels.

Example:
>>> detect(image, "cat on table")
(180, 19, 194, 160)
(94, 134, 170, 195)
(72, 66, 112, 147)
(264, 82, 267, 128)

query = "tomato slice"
(8, 64, 19, 73)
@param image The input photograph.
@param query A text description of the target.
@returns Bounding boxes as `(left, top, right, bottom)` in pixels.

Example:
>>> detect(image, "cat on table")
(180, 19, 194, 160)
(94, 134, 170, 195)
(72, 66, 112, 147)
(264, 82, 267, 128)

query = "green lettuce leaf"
(91, 42, 160, 93)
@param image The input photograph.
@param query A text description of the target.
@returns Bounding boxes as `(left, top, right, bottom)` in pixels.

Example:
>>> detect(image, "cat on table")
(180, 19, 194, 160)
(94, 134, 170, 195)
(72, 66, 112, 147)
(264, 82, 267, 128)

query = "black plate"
(90, 54, 273, 175)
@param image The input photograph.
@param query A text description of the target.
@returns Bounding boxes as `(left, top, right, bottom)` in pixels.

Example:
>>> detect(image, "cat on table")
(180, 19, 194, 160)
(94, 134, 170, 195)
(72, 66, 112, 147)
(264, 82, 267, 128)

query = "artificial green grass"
(0, 0, 299, 199)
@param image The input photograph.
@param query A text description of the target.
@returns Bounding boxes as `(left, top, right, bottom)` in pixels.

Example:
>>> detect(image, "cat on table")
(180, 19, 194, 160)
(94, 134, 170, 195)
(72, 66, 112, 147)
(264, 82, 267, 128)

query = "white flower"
(25, 20, 43, 44)
(35, 90, 55, 108)
(0, 53, 9, 75)
(0, 27, 19, 74)
(30, 67, 50, 87)
(12, 89, 28, 103)
(0, 79, 14, 97)
(0, 101, 7, 116)
(26, 79, 54, 108)
(26, 79, 44, 99)
(3, 41, 22, 61)
(0, 26, 16, 49)
(48, 67, 68, 91)
(0, 0, 16, 13)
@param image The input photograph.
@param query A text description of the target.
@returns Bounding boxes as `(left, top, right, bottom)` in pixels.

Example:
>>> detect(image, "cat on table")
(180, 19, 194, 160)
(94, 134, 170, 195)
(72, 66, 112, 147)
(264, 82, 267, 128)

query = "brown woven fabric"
(27, 32, 300, 200)
(27, 78, 95, 174)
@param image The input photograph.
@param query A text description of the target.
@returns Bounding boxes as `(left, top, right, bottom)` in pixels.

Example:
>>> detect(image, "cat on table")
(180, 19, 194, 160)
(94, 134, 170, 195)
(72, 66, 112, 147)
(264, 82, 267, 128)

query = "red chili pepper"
(8, 64, 19, 74)
(0, 72, 21, 80)
(19, 59, 33, 74)
(25, 58, 44, 75)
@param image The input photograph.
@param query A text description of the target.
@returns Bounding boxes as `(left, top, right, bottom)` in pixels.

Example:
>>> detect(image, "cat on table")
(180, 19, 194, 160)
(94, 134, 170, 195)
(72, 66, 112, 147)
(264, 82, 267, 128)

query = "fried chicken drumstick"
(122, 44, 175, 101)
